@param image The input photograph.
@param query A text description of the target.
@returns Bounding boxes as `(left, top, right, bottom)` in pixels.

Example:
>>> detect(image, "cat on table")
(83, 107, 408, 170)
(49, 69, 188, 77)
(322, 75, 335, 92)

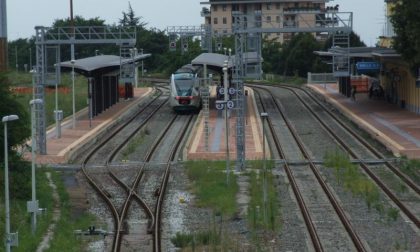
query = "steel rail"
(254, 87, 367, 251)
(254, 88, 324, 251)
(80, 87, 169, 251)
(287, 84, 420, 196)
(154, 115, 195, 252)
(276, 84, 420, 229)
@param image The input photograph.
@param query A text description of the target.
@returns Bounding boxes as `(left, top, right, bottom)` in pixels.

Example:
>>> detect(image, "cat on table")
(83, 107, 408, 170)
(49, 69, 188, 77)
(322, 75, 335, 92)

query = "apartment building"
(200, 0, 332, 43)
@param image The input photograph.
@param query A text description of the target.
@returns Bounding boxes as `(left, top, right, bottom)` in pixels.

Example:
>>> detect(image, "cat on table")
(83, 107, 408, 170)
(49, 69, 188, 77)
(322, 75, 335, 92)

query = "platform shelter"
(60, 54, 150, 116)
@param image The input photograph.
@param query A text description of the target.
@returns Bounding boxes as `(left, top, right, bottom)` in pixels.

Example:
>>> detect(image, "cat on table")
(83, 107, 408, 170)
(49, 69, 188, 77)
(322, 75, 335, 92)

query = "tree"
(0, 73, 30, 162)
(391, 0, 420, 73)
(280, 33, 323, 77)
(119, 2, 147, 28)
(323, 31, 366, 50)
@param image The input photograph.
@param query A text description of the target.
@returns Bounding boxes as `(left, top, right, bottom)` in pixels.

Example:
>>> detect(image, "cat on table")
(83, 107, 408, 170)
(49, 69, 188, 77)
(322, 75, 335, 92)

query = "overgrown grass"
(246, 160, 280, 232)
(0, 166, 54, 252)
(121, 127, 150, 159)
(171, 230, 221, 250)
(400, 157, 420, 183)
(45, 170, 99, 252)
(324, 149, 399, 221)
(184, 160, 238, 217)
(8, 71, 88, 127)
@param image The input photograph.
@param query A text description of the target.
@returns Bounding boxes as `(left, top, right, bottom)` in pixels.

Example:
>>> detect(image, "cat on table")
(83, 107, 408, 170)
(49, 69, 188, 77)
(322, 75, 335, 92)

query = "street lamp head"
(30, 99, 43, 105)
(260, 112, 268, 118)
(2, 115, 19, 123)
(70, 59, 75, 65)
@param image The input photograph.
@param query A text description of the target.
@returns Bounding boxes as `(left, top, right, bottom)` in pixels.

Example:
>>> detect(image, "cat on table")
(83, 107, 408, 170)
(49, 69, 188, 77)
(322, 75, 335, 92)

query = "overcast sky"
(7, 0, 385, 46)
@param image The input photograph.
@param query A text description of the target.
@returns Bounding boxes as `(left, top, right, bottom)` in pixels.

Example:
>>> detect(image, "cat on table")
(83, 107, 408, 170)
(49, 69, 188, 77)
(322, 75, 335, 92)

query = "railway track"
(254, 86, 366, 251)
(273, 84, 420, 229)
(78, 83, 195, 251)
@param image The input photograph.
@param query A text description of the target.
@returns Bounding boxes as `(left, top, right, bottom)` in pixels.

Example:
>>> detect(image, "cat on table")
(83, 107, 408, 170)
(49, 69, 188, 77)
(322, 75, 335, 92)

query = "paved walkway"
(308, 84, 420, 159)
(25, 88, 152, 164)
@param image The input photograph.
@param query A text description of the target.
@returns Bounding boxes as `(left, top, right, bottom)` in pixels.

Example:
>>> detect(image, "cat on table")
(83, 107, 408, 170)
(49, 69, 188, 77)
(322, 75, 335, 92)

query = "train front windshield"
(174, 73, 195, 96)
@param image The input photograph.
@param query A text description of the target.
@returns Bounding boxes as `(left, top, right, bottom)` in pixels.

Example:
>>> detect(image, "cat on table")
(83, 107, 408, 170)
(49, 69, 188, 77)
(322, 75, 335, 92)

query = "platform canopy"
(192, 53, 234, 69)
(59, 54, 151, 76)
(192, 52, 263, 72)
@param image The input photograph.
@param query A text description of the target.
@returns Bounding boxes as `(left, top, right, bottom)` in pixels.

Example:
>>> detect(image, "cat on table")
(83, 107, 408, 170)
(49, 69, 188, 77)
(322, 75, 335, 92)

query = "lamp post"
(260, 112, 268, 225)
(71, 59, 76, 128)
(140, 48, 144, 88)
(29, 99, 42, 234)
(2, 114, 19, 252)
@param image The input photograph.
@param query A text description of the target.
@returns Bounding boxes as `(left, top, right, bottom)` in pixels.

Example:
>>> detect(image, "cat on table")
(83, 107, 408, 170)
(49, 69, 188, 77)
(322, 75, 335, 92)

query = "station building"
(373, 0, 420, 114)
(200, 0, 331, 43)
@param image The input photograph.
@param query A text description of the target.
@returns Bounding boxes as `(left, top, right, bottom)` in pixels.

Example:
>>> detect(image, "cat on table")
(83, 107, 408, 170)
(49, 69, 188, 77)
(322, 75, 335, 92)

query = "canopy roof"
(191, 52, 263, 71)
(59, 54, 151, 76)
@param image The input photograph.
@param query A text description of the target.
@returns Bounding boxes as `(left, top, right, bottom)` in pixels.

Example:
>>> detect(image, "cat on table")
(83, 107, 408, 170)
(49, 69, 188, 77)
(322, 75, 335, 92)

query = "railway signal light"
(169, 42, 176, 51)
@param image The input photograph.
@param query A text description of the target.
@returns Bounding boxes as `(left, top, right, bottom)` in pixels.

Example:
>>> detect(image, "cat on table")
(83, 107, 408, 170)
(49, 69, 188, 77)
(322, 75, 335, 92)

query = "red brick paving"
(308, 84, 420, 159)
(24, 88, 152, 164)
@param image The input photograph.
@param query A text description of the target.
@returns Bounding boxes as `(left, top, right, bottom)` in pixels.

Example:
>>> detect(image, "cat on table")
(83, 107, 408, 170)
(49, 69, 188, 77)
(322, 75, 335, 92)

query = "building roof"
(59, 54, 151, 75)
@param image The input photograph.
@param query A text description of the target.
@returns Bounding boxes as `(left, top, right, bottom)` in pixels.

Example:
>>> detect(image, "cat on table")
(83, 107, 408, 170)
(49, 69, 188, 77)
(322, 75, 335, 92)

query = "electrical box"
(54, 110, 63, 121)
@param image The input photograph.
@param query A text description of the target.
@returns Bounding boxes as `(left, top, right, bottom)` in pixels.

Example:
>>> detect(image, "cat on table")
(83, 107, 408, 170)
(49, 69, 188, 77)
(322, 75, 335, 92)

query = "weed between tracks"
(174, 160, 280, 250)
(324, 150, 399, 222)
(121, 127, 150, 159)
(400, 157, 420, 184)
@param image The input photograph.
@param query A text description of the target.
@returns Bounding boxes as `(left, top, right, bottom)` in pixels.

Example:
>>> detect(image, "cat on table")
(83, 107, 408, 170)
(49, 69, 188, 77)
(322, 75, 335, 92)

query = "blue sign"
(356, 62, 380, 74)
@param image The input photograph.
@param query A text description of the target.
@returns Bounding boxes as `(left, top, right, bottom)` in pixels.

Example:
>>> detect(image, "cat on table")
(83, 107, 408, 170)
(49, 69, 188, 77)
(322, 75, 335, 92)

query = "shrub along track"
(251, 83, 419, 250)
(78, 84, 195, 251)
(254, 86, 365, 251)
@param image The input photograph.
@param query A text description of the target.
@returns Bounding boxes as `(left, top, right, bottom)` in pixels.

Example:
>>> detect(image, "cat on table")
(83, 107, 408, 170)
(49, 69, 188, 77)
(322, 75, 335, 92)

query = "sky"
(6, 0, 385, 46)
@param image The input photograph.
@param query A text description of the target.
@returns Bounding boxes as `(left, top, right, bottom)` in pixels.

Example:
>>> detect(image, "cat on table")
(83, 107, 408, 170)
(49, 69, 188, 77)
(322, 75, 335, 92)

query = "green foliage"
(246, 160, 279, 232)
(10, 71, 88, 127)
(0, 168, 55, 252)
(390, 0, 420, 73)
(46, 171, 98, 252)
(0, 73, 31, 162)
(324, 150, 382, 211)
(171, 230, 221, 249)
(322, 31, 366, 50)
(400, 157, 420, 185)
(121, 127, 150, 159)
(185, 160, 238, 216)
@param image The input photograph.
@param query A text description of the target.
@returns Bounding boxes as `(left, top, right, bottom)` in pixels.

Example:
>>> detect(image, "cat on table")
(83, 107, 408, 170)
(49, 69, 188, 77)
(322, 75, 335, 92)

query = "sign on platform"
(215, 103, 224, 110)
(227, 100, 234, 109)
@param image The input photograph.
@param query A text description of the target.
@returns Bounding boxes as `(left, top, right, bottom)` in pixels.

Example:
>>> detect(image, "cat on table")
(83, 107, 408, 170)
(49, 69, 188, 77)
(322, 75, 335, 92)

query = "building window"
(276, 3, 280, 10)
(222, 4, 227, 11)
(232, 4, 238, 11)
(213, 5, 218, 12)
(267, 16, 271, 23)
(223, 30, 228, 34)
(214, 17, 218, 25)
(223, 17, 227, 24)
(276, 16, 280, 23)
(266, 3, 271, 10)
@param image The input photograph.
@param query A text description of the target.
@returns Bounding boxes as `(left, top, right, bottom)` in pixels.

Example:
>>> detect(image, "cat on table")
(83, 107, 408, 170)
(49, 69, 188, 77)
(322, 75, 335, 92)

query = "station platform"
(25, 88, 153, 165)
(186, 87, 266, 161)
(308, 83, 420, 159)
